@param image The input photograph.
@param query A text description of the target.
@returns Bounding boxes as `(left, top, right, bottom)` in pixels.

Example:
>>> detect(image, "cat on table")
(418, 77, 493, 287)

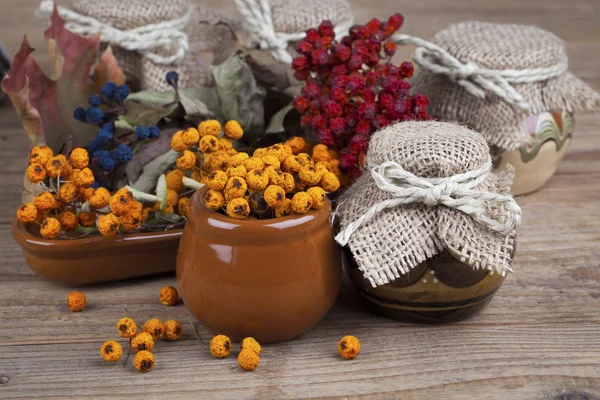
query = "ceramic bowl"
(11, 220, 181, 285)
(344, 248, 507, 323)
(176, 187, 342, 343)
(494, 110, 573, 195)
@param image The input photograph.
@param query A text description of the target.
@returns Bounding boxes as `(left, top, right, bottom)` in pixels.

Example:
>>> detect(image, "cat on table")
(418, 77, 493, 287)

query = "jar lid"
(335, 121, 519, 288)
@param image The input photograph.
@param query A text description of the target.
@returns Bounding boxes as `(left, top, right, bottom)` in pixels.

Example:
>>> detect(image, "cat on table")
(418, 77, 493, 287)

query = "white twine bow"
(39, 0, 191, 65)
(392, 33, 568, 111)
(335, 156, 522, 246)
(234, 0, 354, 64)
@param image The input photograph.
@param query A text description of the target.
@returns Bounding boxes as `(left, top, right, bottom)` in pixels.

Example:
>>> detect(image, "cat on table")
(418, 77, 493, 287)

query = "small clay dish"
(177, 187, 342, 344)
(11, 220, 182, 285)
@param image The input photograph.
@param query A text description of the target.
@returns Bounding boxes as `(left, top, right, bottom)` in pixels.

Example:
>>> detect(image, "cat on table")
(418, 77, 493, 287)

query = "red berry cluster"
(291, 15, 430, 180)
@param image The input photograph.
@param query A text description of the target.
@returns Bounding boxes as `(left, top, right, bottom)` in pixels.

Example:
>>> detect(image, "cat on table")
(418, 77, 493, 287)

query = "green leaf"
(212, 50, 266, 143)
(154, 211, 181, 223)
(131, 150, 179, 193)
(156, 174, 168, 211)
(124, 186, 158, 204)
(125, 128, 179, 185)
(119, 97, 178, 129)
(265, 103, 294, 134)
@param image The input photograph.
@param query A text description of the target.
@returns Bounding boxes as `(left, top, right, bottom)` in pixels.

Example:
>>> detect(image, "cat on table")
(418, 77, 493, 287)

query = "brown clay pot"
(11, 220, 181, 285)
(176, 187, 342, 344)
(344, 248, 507, 323)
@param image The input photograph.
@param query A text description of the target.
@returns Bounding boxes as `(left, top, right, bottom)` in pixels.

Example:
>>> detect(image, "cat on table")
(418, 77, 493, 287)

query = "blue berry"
(113, 144, 133, 163)
(148, 125, 160, 138)
(88, 94, 102, 106)
(114, 85, 130, 102)
(102, 122, 114, 133)
(96, 129, 113, 145)
(135, 126, 150, 140)
(88, 139, 102, 153)
(73, 106, 86, 122)
(86, 107, 104, 124)
(101, 82, 118, 100)
(166, 71, 179, 86)
(93, 149, 111, 159)
(98, 154, 116, 171)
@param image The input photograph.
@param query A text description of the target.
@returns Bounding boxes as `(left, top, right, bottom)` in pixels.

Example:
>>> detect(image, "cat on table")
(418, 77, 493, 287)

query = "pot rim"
(10, 219, 183, 253)
(187, 186, 333, 240)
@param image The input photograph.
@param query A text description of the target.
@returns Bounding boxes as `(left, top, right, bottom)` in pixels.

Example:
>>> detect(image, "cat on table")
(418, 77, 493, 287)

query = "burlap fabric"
(410, 22, 600, 151)
(335, 122, 517, 288)
(70, 0, 240, 91)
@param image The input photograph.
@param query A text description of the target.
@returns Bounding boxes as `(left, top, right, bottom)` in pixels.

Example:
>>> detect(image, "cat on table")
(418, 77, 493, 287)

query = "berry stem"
(123, 337, 132, 367)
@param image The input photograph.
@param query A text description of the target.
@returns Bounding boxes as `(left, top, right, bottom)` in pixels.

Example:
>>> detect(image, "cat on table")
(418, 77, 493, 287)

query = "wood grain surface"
(0, 0, 599, 399)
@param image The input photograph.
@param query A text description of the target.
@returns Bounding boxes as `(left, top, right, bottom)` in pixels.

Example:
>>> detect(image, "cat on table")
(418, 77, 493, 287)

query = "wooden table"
(1, 0, 599, 398)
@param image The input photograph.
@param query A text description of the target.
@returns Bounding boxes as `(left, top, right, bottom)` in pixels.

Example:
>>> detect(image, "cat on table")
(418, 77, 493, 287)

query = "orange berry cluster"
(197, 131, 341, 220)
(99, 286, 183, 372)
(208, 335, 262, 371)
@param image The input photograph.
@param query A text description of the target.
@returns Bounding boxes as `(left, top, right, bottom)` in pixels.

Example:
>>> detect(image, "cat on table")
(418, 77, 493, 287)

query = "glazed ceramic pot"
(11, 220, 182, 285)
(177, 187, 342, 343)
(344, 248, 507, 323)
(494, 111, 573, 195)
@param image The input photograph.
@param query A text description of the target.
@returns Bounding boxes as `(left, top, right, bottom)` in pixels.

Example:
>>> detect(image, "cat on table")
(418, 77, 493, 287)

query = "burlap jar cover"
(335, 121, 522, 288)
(399, 22, 600, 152)
(235, 0, 354, 63)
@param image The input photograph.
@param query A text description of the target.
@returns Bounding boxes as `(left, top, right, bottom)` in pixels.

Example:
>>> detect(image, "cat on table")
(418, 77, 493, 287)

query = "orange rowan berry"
(16, 203, 37, 223)
(166, 189, 179, 207)
(131, 332, 155, 352)
(312, 144, 331, 163)
(67, 291, 86, 311)
(226, 165, 247, 179)
(81, 187, 95, 201)
(58, 210, 79, 231)
(40, 217, 61, 238)
(281, 172, 295, 193)
(116, 317, 137, 338)
(133, 350, 155, 372)
(166, 170, 185, 192)
(176, 150, 196, 171)
(237, 349, 260, 371)
(315, 161, 331, 176)
(240, 337, 262, 355)
(264, 185, 286, 208)
(204, 189, 225, 210)
(198, 119, 221, 137)
(100, 340, 123, 362)
(218, 137, 234, 152)
(282, 155, 302, 173)
(205, 151, 230, 172)
(143, 319, 164, 339)
(78, 212, 97, 227)
(109, 189, 135, 216)
(119, 213, 142, 231)
(291, 192, 312, 214)
(163, 320, 183, 340)
(206, 170, 228, 191)
(98, 213, 120, 236)
(253, 147, 268, 158)
(275, 198, 293, 217)
(226, 198, 250, 219)
(210, 335, 232, 358)
(285, 136, 308, 155)
(171, 131, 188, 152)
(224, 177, 247, 201)
(69, 148, 89, 169)
(159, 286, 179, 306)
(264, 166, 285, 186)
(297, 153, 314, 167)
(181, 127, 200, 146)
(178, 197, 190, 216)
(307, 187, 327, 209)
(45, 155, 71, 179)
(243, 157, 264, 171)
(224, 120, 243, 140)
(199, 135, 219, 154)
(191, 169, 204, 183)
(72, 168, 95, 187)
(26, 163, 46, 183)
(261, 155, 280, 169)
(229, 152, 249, 168)
(298, 165, 321, 186)
(329, 159, 341, 176)
(59, 182, 78, 203)
(246, 169, 269, 191)
(89, 187, 110, 209)
(321, 172, 340, 192)
(338, 335, 360, 359)
(248, 192, 269, 215)
(29, 145, 53, 166)
(266, 144, 288, 163)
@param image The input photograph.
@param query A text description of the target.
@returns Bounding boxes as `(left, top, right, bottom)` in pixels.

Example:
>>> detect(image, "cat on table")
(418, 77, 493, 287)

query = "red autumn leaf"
(1, 4, 125, 152)
(93, 45, 127, 93)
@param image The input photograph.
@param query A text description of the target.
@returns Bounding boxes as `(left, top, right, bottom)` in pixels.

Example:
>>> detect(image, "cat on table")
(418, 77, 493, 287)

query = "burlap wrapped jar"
(234, 0, 354, 63)
(400, 22, 600, 195)
(335, 121, 522, 322)
(61, 0, 244, 91)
